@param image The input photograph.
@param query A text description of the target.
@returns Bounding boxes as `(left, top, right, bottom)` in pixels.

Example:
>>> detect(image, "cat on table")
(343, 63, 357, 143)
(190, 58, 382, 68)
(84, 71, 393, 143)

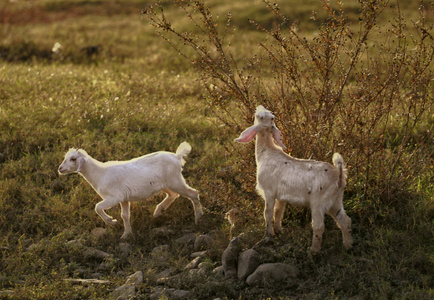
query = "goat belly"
(124, 180, 164, 201)
(276, 181, 310, 206)
(93, 168, 164, 201)
(256, 175, 310, 206)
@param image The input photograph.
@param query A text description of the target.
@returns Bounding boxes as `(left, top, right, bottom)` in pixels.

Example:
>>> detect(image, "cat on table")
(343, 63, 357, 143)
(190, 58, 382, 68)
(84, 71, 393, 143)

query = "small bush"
(142, 0, 433, 222)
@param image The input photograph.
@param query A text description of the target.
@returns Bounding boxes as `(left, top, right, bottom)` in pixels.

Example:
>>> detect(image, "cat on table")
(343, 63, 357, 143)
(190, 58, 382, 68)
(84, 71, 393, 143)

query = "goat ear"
(272, 126, 287, 149)
(76, 156, 87, 172)
(235, 125, 259, 143)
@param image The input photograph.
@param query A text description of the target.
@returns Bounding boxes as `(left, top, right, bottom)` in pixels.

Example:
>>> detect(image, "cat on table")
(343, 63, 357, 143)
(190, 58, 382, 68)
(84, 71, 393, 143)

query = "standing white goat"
(235, 106, 353, 252)
(58, 142, 203, 239)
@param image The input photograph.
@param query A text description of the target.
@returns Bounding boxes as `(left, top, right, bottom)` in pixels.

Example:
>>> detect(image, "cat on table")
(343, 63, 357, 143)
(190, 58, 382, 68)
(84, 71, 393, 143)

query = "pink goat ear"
(235, 125, 259, 143)
(272, 126, 286, 149)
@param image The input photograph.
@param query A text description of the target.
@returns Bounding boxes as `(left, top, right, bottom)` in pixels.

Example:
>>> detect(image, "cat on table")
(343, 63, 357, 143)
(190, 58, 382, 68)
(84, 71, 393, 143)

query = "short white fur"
(58, 142, 203, 239)
(235, 106, 353, 252)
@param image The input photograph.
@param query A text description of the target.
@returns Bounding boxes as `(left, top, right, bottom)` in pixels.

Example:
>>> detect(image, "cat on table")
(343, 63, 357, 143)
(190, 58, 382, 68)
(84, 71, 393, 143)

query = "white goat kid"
(235, 106, 353, 252)
(58, 142, 203, 239)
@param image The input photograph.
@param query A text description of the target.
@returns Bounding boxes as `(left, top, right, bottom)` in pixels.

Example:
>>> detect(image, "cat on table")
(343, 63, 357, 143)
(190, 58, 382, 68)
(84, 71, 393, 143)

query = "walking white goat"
(58, 142, 203, 239)
(235, 106, 353, 252)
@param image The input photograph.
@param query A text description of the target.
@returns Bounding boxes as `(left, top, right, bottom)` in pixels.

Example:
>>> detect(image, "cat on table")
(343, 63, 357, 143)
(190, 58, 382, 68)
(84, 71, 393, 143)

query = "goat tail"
(332, 153, 347, 189)
(176, 142, 192, 166)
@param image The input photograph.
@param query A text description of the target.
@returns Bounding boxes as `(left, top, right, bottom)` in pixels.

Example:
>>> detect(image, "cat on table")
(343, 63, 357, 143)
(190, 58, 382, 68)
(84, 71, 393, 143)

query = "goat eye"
(70, 158, 77, 162)
(260, 116, 264, 120)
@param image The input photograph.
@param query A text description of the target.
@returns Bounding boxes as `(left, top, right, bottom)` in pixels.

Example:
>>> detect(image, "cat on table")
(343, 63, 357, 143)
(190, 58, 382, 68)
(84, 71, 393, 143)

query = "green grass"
(1, 0, 433, 299)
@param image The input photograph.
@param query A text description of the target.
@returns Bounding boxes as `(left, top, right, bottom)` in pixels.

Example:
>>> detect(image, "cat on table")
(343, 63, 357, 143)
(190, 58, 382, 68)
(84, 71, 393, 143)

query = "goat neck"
(255, 128, 283, 163)
(78, 155, 106, 190)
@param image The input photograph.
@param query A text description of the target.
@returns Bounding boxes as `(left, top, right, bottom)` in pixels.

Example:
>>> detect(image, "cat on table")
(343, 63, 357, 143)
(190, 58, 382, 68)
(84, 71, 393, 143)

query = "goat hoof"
(153, 209, 163, 218)
(194, 209, 204, 224)
(310, 246, 321, 253)
(120, 232, 131, 239)
(344, 242, 353, 250)
(107, 219, 118, 227)
(274, 229, 283, 236)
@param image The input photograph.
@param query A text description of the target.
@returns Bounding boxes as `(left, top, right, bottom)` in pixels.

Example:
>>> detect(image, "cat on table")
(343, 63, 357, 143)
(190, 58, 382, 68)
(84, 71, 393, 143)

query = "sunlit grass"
(0, 0, 433, 298)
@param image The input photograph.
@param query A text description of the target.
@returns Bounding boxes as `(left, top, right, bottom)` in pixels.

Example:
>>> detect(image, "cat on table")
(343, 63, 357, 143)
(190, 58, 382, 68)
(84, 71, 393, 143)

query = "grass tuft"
(0, 0, 432, 298)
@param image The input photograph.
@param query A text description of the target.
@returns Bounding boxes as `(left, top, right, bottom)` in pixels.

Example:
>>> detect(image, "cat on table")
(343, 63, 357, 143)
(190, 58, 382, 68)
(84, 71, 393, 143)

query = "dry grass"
(0, 0, 433, 299)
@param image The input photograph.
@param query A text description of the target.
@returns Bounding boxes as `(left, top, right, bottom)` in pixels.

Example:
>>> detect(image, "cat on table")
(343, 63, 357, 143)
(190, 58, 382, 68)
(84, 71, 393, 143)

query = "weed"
(143, 0, 433, 221)
(0, 0, 432, 298)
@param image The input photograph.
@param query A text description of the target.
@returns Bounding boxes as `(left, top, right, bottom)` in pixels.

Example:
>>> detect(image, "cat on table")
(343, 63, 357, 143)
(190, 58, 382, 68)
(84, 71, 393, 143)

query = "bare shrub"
(142, 0, 433, 218)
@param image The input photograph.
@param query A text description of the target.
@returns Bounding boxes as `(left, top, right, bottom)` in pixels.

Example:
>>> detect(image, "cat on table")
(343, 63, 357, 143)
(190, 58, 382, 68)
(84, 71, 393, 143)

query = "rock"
(63, 278, 110, 285)
(198, 261, 213, 272)
(155, 268, 172, 282)
(150, 287, 168, 300)
(152, 226, 175, 237)
(150, 287, 191, 300)
(126, 271, 143, 286)
(157, 273, 181, 284)
(151, 244, 170, 263)
(191, 250, 207, 258)
(119, 242, 131, 258)
(246, 263, 299, 286)
(237, 249, 261, 281)
(150, 286, 165, 300)
(252, 236, 274, 250)
(66, 239, 83, 248)
(74, 268, 87, 277)
(187, 262, 211, 277)
(152, 244, 170, 253)
(175, 233, 196, 245)
(114, 284, 136, 300)
(185, 256, 201, 270)
(188, 268, 200, 276)
(150, 287, 172, 300)
(112, 271, 143, 300)
(221, 237, 241, 279)
(91, 227, 107, 238)
(188, 263, 210, 276)
(194, 234, 213, 251)
(212, 266, 224, 277)
(83, 247, 112, 260)
(97, 262, 110, 272)
(91, 273, 103, 279)
(172, 289, 192, 299)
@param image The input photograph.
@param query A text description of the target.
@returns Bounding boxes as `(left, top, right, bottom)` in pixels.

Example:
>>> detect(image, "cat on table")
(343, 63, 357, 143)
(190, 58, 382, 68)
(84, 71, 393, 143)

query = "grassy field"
(0, 0, 433, 299)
